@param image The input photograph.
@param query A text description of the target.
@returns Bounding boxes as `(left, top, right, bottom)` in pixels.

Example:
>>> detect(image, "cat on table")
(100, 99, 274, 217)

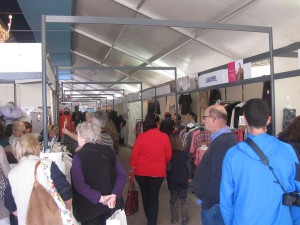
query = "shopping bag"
(125, 179, 139, 216)
(106, 209, 127, 225)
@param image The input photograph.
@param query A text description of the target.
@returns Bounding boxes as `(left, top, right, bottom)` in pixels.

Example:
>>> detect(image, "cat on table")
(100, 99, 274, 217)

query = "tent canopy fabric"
(3, 0, 300, 95)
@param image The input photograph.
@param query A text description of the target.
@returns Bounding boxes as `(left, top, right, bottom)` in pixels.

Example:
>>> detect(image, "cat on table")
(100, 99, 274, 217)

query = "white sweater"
(8, 155, 52, 225)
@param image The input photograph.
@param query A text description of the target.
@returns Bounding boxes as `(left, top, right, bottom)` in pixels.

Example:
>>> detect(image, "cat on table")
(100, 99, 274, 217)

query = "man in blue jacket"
(220, 98, 300, 225)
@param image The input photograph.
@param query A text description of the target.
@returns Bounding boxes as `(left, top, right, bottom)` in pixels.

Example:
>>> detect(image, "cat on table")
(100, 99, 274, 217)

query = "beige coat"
(8, 155, 53, 225)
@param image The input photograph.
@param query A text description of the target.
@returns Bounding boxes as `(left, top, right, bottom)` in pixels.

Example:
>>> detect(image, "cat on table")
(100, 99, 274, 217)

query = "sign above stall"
(142, 88, 155, 100)
(127, 93, 140, 102)
(156, 84, 170, 96)
(198, 69, 228, 88)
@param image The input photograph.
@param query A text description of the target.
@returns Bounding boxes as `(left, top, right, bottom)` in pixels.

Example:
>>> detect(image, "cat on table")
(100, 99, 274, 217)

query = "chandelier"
(0, 15, 13, 43)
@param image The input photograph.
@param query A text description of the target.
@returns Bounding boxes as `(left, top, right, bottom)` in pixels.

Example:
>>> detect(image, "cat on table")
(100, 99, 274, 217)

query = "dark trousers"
(81, 210, 112, 225)
(170, 188, 187, 204)
(135, 176, 164, 225)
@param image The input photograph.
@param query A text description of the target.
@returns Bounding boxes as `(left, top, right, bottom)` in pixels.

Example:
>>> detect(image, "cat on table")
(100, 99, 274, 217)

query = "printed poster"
(235, 59, 244, 81)
(228, 61, 236, 82)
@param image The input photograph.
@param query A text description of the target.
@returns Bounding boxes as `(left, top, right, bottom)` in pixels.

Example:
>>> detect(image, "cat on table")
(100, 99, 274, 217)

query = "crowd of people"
(0, 110, 127, 225)
(0, 99, 300, 225)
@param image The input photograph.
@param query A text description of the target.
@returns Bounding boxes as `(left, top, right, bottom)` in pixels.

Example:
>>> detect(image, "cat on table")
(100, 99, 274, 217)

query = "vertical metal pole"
(154, 86, 157, 113)
(42, 15, 48, 152)
(140, 82, 143, 119)
(113, 95, 115, 111)
(269, 28, 275, 135)
(241, 85, 244, 102)
(62, 83, 64, 102)
(56, 67, 60, 126)
(14, 82, 17, 105)
(106, 98, 108, 111)
(175, 68, 178, 125)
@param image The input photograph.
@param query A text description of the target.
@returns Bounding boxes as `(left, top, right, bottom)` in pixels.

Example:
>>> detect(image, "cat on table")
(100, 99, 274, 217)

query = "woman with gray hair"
(71, 122, 126, 225)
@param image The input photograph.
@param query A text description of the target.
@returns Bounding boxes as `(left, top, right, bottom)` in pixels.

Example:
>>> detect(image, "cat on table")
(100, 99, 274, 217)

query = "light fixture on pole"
(0, 15, 13, 43)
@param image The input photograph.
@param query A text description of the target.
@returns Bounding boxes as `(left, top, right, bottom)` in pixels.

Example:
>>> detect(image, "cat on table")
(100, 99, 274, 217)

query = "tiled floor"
(118, 146, 202, 225)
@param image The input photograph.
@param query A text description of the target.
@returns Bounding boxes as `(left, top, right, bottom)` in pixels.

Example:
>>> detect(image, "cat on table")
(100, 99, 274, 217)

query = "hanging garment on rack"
(30, 112, 44, 134)
(177, 76, 190, 91)
(224, 102, 240, 127)
(194, 144, 208, 166)
(179, 93, 192, 115)
(229, 102, 245, 129)
(147, 99, 161, 114)
(59, 111, 72, 136)
(209, 89, 221, 105)
(166, 96, 176, 112)
(189, 73, 198, 90)
(199, 92, 208, 108)
(134, 120, 143, 138)
(233, 128, 245, 142)
(282, 108, 296, 130)
(0, 102, 23, 120)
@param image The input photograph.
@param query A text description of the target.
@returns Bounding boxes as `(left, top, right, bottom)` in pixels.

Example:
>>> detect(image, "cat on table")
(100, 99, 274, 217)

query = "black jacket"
(167, 150, 189, 190)
(193, 132, 238, 209)
(72, 143, 117, 222)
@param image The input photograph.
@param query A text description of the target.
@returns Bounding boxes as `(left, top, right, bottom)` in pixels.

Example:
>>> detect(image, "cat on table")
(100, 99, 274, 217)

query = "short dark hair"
(188, 111, 197, 122)
(23, 121, 32, 130)
(143, 113, 157, 132)
(209, 108, 227, 121)
(244, 98, 270, 128)
(278, 116, 300, 143)
(164, 112, 171, 118)
(174, 113, 181, 122)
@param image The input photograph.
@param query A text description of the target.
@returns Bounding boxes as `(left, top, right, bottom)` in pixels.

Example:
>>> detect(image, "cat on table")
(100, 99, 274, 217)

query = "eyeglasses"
(202, 115, 213, 119)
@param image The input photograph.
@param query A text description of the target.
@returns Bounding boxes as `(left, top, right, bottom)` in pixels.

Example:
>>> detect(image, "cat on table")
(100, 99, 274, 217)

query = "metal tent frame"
(42, 16, 274, 152)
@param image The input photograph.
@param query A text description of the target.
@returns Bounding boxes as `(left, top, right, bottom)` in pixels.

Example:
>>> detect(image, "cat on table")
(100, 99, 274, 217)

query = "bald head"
(203, 105, 228, 134)
(207, 105, 227, 122)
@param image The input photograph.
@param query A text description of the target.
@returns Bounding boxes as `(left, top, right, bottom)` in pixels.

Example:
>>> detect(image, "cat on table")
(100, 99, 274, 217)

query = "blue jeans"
(201, 204, 225, 225)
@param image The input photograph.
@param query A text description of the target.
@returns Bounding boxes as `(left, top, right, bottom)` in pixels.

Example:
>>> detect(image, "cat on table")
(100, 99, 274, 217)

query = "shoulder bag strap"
(244, 138, 286, 193)
(34, 161, 41, 182)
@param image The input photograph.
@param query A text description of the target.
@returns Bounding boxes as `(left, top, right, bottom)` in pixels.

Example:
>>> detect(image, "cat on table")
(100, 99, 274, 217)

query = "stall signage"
(198, 69, 227, 87)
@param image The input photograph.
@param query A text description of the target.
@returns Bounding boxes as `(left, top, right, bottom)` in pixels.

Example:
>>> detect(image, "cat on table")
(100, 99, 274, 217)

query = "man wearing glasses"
(193, 104, 238, 225)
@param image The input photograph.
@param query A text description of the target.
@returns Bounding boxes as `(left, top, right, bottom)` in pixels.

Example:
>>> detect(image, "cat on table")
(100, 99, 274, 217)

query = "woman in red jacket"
(130, 113, 172, 225)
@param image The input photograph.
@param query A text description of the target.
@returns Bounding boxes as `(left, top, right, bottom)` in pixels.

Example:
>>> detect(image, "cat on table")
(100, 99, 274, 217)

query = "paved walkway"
(118, 146, 202, 225)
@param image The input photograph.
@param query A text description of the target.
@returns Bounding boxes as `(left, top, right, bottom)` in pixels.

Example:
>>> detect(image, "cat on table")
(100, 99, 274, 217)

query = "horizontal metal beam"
(45, 16, 270, 33)
(61, 81, 141, 85)
(64, 89, 124, 92)
(66, 100, 101, 103)
(70, 97, 107, 99)
(68, 94, 114, 96)
(59, 66, 176, 71)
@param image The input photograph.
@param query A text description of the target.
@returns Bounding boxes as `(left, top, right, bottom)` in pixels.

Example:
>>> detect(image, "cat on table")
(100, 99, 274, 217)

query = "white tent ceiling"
(61, 0, 300, 96)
